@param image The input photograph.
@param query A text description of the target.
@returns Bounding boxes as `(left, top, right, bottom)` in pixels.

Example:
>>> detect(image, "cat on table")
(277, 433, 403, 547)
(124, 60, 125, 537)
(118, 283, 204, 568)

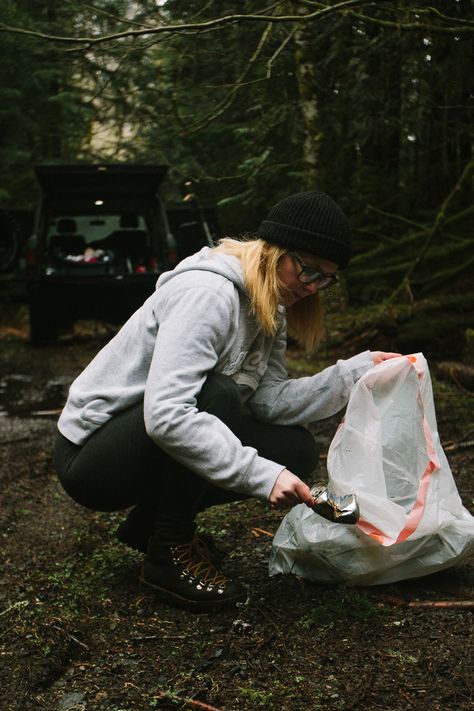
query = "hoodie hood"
(157, 246, 247, 294)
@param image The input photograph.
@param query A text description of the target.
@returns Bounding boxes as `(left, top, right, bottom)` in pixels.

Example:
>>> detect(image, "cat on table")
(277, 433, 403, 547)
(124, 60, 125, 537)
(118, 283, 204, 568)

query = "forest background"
(0, 0, 473, 361)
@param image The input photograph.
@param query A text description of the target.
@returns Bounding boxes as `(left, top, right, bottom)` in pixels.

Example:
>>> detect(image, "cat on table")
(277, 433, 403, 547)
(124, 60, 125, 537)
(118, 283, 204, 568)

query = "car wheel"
(0, 229, 20, 274)
(29, 299, 58, 344)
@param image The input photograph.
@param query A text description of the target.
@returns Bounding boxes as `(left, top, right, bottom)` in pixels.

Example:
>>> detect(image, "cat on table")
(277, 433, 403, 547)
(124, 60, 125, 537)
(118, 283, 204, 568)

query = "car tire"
(29, 298, 58, 345)
(0, 229, 20, 274)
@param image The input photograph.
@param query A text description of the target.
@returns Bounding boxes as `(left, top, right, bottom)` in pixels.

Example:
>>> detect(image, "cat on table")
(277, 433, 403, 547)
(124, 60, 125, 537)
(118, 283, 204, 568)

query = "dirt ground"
(0, 304, 473, 711)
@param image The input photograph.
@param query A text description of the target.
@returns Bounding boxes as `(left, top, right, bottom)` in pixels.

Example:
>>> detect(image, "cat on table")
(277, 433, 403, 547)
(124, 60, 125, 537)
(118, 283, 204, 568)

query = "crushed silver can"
(310, 483, 359, 524)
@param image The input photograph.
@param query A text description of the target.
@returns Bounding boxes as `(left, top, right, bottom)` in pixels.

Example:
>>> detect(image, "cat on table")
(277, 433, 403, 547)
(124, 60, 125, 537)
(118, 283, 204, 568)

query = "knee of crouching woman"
(287, 427, 321, 479)
(197, 373, 242, 430)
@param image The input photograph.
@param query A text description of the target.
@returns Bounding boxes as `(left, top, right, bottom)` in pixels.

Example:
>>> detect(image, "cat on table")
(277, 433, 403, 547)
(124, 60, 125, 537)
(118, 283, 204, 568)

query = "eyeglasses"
(290, 253, 338, 290)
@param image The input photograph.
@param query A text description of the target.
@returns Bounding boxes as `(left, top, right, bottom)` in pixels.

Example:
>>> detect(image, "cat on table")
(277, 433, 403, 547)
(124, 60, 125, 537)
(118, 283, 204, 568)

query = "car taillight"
(148, 257, 159, 272)
(166, 248, 178, 266)
(24, 248, 37, 277)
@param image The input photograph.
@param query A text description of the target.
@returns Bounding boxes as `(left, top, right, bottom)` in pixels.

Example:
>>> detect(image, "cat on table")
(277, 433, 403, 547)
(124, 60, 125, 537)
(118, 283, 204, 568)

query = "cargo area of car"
(43, 211, 159, 276)
(23, 164, 219, 343)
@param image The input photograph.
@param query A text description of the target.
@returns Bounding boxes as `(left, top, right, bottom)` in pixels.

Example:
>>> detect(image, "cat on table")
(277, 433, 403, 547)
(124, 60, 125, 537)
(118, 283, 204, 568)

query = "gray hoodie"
(58, 247, 372, 500)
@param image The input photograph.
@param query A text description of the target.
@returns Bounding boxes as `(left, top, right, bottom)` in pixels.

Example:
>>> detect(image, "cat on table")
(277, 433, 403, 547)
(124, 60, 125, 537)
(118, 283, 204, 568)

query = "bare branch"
(414, 6, 474, 27)
(76, 2, 158, 29)
(312, 0, 474, 26)
(182, 22, 275, 135)
(0, 1, 390, 47)
(266, 25, 299, 78)
(387, 160, 474, 303)
(347, 10, 474, 33)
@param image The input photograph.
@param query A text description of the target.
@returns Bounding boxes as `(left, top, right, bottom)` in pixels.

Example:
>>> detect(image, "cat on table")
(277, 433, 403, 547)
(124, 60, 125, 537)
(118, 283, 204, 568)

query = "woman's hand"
(269, 469, 315, 509)
(370, 350, 402, 366)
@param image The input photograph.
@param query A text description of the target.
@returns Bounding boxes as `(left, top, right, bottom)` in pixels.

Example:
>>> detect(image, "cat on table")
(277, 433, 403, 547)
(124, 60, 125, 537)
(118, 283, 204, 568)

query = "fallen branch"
(152, 691, 222, 711)
(255, 631, 277, 649)
(129, 634, 160, 642)
(51, 624, 90, 650)
(30, 408, 63, 416)
(407, 600, 474, 609)
(0, 327, 28, 340)
(387, 160, 474, 304)
(442, 440, 474, 453)
(0, 436, 30, 447)
(380, 596, 474, 609)
(251, 527, 274, 538)
(0, 600, 29, 617)
(448, 372, 474, 398)
(367, 205, 426, 231)
(433, 362, 474, 395)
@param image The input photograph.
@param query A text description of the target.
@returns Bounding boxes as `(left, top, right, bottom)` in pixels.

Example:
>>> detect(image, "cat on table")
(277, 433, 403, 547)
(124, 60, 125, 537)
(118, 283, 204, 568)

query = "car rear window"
(43, 212, 159, 275)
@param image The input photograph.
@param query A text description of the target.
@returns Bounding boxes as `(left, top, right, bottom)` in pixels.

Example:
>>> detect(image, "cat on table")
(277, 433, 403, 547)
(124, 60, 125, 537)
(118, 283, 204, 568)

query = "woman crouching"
(54, 192, 399, 611)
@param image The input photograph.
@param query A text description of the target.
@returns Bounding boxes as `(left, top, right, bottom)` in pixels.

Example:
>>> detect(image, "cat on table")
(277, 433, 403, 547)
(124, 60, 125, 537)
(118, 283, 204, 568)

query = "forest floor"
(0, 300, 473, 711)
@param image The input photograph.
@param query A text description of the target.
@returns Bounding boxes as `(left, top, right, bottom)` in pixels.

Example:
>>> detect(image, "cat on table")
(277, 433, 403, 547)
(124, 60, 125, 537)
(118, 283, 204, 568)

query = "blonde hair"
(214, 237, 324, 351)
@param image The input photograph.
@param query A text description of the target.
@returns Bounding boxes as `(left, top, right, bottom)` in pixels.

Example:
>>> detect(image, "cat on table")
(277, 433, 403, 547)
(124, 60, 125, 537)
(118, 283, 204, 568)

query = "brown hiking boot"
(116, 510, 225, 565)
(139, 537, 246, 612)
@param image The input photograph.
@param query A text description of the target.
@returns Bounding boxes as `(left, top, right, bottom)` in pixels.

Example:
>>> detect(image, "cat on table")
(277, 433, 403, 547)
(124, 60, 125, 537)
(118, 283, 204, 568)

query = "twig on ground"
(255, 631, 276, 649)
(380, 596, 474, 609)
(253, 603, 280, 628)
(129, 634, 160, 641)
(31, 408, 63, 416)
(0, 436, 31, 446)
(407, 600, 474, 609)
(0, 623, 18, 639)
(51, 624, 90, 650)
(0, 600, 29, 617)
(153, 691, 223, 711)
(251, 527, 274, 538)
(442, 440, 474, 452)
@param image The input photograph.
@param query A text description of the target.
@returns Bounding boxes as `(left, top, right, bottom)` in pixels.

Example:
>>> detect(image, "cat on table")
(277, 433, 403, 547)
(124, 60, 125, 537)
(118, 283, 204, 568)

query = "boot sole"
(139, 572, 246, 613)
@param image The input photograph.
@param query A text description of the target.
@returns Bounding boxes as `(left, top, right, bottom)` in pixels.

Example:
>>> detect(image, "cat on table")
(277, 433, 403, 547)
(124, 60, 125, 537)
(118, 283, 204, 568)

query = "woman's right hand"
(370, 350, 402, 365)
(269, 468, 315, 509)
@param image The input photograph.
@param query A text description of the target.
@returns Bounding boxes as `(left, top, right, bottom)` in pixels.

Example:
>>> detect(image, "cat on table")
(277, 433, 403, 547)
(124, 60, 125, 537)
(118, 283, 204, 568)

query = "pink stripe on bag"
(357, 519, 393, 546)
(358, 457, 438, 546)
(395, 414, 439, 544)
(356, 362, 440, 547)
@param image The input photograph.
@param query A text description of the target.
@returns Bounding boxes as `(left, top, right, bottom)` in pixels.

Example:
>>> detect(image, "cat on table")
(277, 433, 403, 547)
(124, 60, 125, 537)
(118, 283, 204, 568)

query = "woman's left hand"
(269, 469, 315, 509)
(370, 350, 402, 366)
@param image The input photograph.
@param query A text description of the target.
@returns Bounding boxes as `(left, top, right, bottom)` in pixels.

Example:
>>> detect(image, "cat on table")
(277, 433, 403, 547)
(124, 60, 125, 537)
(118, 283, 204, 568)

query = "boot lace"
(172, 537, 228, 586)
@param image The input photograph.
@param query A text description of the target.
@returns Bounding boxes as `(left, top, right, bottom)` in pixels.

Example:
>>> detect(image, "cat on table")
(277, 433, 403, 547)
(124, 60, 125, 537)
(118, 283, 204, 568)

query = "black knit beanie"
(255, 191, 352, 268)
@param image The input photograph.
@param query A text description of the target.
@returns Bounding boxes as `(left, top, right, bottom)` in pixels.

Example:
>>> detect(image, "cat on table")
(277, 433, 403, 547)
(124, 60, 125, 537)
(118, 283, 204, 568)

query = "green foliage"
(0, 0, 104, 205)
(2, 2, 471, 214)
(297, 589, 385, 629)
(464, 329, 474, 365)
(238, 686, 274, 706)
(0, 1, 472, 337)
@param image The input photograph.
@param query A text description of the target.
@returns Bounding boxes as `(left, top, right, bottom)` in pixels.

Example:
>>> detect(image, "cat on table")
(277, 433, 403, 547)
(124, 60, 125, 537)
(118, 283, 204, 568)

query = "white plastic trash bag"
(270, 353, 474, 585)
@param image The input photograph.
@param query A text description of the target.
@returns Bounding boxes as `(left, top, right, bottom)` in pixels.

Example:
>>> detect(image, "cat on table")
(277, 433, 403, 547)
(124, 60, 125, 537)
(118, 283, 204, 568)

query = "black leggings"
(54, 374, 319, 531)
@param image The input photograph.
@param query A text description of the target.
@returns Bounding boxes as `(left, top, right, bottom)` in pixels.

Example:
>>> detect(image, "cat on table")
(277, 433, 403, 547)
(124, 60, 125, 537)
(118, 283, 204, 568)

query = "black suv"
(25, 164, 216, 343)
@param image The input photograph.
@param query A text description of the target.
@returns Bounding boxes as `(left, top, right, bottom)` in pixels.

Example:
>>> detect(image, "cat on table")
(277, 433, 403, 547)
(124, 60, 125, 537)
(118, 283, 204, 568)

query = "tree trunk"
(290, 2, 320, 189)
